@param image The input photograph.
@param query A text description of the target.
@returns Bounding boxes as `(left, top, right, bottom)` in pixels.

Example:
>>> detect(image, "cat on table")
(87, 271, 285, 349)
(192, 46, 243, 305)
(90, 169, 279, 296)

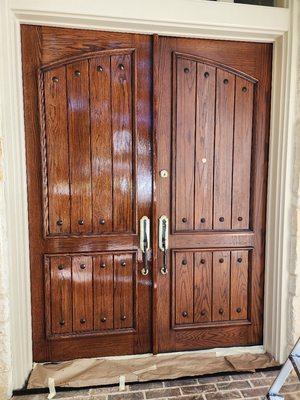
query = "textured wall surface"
(0, 135, 12, 398)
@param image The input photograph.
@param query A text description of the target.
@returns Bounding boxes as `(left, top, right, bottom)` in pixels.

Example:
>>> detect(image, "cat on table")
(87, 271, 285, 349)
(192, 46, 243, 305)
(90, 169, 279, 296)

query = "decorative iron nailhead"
(80, 264, 86, 270)
(200, 259, 205, 264)
(182, 311, 188, 317)
(121, 261, 126, 267)
(56, 219, 63, 226)
(219, 217, 224, 222)
(74, 70, 81, 77)
(80, 318, 86, 324)
(223, 79, 229, 84)
(219, 308, 224, 315)
(101, 317, 107, 322)
(182, 259, 187, 265)
(58, 265, 64, 270)
(236, 307, 242, 313)
(99, 218, 105, 225)
(238, 216, 243, 221)
(119, 64, 125, 70)
(78, 219, 84, 225)
(182, 217, 187, 223)
(201, 310, 206, 316)
(100, 263, 106, 268)
(201, 218, 206, 223)
(59, 320, 65, 326)
(121, 315, 126, 321)
(204, 72, 209, 78)
(184, 67, 190, 73)
(242, 86, 247, 92)
(219, 258, 224, 263)
(97, 65, 103, 72)
(52, 77, 59, 83)
(237, 258, 243, 263)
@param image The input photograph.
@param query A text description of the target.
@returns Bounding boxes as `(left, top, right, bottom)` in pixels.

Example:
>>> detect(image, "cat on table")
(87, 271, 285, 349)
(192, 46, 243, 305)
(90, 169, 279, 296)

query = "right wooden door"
(154, 36, 272, 352)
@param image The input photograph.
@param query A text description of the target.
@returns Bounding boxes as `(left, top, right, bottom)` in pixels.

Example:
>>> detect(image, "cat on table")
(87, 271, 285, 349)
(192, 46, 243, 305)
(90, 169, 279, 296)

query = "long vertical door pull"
(140, 216, 150, 276)
(159, 215, 169, 275)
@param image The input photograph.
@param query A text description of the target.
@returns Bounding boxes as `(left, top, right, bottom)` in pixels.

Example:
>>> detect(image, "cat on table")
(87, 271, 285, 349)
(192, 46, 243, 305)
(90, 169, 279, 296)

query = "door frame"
(0, 0, 297, 391)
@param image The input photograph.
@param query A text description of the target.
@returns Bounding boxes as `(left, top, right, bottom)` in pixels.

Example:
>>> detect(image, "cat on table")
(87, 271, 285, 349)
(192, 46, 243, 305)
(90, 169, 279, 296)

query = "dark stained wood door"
(154, 36, 272, 352)
(22, 26, 272, 362)
(21, 26, 152, 362)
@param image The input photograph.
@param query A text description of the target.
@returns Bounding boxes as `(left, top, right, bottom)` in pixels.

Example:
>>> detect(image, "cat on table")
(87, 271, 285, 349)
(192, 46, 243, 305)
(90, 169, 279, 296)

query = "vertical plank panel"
(231, 250, 249, 320)
(50, 256, 72, 334)
(212, 251, 230, 321)
(111, 55, 133, 232)
(232, 78, 254, 229)
(114, 253, 133, 329)
(194, 252, 212, 323)
(67, 60, 92, 234)
(93, 254, 114, 330)
(213, 70, 235, 230)
(175, 252, 194, 324)
(72, 256, 93, 332)
(194, 64, 216, 230)
(175, 58, 196, 231)
(90, 57, 113, 234)
(44, 67, 70, 234)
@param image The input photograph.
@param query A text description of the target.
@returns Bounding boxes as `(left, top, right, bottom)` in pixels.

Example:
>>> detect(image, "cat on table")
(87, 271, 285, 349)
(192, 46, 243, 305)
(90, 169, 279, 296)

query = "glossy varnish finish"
(22, 26, 152, 361)
(155, 37, 272, 352)
(22, 26, 271, 361)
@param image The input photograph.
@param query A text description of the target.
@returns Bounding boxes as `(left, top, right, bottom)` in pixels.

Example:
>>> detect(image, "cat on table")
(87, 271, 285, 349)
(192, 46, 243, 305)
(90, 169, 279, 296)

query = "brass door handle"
(159, 215, 169, 275)
(140, 216, 150, 276)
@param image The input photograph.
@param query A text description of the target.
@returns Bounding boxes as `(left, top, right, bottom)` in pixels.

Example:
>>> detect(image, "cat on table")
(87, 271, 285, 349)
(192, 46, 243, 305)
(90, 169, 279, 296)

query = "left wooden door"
(21, 26, 152, 361)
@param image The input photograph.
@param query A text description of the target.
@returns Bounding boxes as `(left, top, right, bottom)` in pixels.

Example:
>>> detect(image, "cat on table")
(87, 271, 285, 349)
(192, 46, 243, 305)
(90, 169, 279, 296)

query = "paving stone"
(205, 391, 242, 399)
(164, 378, 198, 387)
(180, 384, 216, 395)
(89, 386, 124, 395)
(217, 381, 251, 390)
(108, 392, 144, 400)
(241, 387, 268, 398)
(129, 381, 163, 391)
(198, 375, 232, 384)
(145, 388, 181, 398)
(231, 372, 263, 381)
(281, 383, 300, 393)
(249, 378, 274, 387)
(262, 369, 280, 378)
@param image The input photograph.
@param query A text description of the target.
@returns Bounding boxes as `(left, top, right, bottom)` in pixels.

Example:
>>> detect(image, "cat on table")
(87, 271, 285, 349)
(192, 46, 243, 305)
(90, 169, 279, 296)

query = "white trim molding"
(0, 0, 296, 394)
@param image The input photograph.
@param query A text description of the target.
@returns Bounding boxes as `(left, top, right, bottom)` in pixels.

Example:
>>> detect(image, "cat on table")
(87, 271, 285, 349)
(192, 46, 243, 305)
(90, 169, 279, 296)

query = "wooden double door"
(22, 26, 272, 362)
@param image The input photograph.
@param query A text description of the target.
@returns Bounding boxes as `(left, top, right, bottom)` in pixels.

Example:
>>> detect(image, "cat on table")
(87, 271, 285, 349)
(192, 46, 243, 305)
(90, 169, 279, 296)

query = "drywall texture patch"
(289, 6, 300, 350)
(0, 135, 12, 398)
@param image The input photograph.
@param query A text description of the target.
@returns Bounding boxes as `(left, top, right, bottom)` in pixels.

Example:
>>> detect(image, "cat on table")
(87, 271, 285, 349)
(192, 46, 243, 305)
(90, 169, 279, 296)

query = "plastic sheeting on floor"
(27, 349, 278, 390)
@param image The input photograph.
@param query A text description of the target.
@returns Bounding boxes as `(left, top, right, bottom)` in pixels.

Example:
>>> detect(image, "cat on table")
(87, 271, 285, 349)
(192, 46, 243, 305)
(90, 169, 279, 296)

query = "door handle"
(140, 216, 150, 276)
(159, 215, 169, 275)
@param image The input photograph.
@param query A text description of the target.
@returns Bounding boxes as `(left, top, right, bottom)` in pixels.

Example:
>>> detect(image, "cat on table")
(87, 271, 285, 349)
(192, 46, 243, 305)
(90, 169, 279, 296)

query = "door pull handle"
(159, 215, 169, 275)
(140, 216, 150, 276)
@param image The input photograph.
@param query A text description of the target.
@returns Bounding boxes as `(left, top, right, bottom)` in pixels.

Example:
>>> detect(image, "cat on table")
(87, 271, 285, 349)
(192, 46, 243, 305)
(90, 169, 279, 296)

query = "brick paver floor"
(12, 369, 300, 400)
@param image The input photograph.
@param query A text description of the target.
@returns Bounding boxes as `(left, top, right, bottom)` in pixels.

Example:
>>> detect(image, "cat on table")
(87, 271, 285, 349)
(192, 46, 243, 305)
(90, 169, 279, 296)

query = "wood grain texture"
(93, 254, 114, 330)
(111, 54, 134, 233)
(213, 70, 235, 230)
(67, 60, 92, 234)
(194, 252, 212, 323)
(72, 256, 93, 332)
(194, 64, 216, 231)
(49, 256, 72, 334)
(175, 252, 194, 325)
(174, 58, 196, 231)
(114, 253, 134, 329)
(44, 67, 70, 235)
(90, 56, 113, 234)
(231, 250, 249, 320)
(212, 251, 230, 321)
(232, 78, 254, 230)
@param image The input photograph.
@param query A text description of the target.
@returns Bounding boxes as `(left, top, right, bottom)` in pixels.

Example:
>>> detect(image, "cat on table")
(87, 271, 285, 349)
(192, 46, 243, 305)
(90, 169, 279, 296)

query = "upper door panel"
(40, 50, 136, 236)
(173, 52, 255, 233)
